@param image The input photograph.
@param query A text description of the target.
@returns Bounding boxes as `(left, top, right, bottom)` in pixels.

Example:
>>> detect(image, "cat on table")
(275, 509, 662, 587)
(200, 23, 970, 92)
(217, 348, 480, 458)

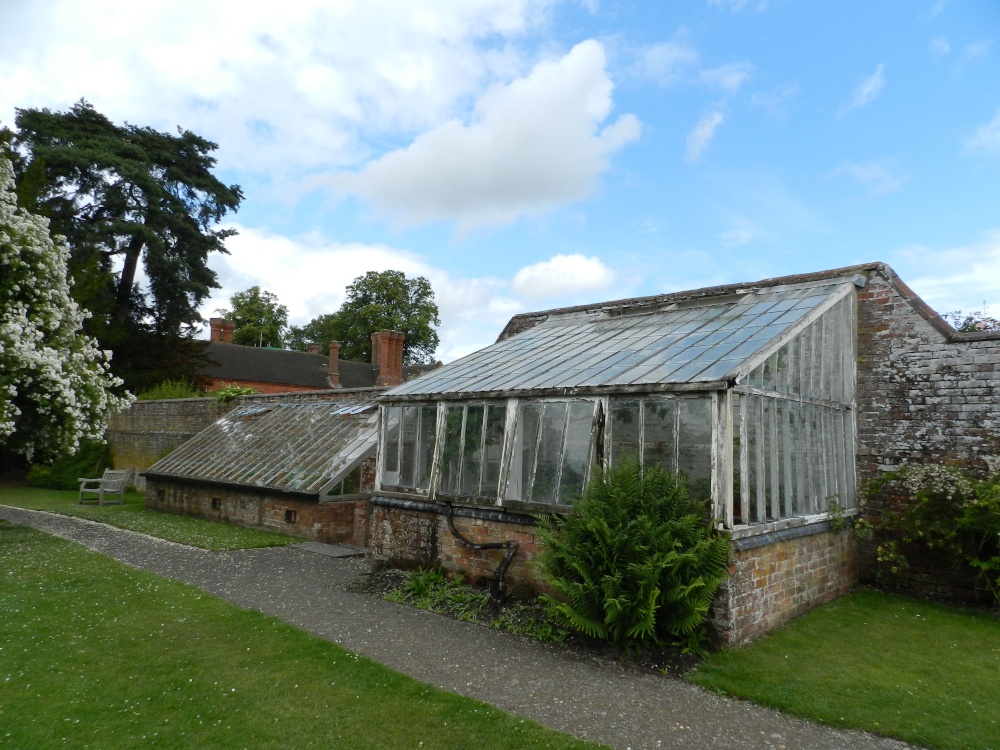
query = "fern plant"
(536, 459, 729, 653)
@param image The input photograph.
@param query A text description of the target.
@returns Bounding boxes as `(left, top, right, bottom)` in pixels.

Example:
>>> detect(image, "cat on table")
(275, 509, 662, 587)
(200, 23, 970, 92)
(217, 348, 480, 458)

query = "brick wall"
(712, 523, 857, 645)
(146, 478, 367, 546)
(368, 499, 546, 595)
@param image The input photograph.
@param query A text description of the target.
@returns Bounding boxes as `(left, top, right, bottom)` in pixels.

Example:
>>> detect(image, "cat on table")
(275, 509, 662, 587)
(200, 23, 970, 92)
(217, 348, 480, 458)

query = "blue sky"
(2, 0, 998, 360)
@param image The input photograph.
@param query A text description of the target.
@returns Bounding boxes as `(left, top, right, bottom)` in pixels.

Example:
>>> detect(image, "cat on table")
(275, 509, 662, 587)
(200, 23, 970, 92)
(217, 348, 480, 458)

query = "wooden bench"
(78, 469, 130, 506)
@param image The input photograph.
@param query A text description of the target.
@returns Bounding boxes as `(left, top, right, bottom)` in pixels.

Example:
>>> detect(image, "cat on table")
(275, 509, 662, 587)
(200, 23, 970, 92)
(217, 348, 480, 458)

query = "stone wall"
(367, 498, 545, 595)
(855, 271, 1000, 482)
(146, 477, 367, 546)
(854, 270, 1000, 600)
(711, 523, 858, 645)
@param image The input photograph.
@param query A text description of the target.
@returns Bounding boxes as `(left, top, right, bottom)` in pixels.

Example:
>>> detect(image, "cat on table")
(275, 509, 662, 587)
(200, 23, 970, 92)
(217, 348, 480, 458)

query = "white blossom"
(0, 157, 133, 460)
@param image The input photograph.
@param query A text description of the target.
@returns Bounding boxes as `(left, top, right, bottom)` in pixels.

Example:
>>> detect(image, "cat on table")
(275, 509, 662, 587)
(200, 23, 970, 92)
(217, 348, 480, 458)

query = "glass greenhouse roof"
(388, 281, 857, 399)
(145, 400, 378, 496)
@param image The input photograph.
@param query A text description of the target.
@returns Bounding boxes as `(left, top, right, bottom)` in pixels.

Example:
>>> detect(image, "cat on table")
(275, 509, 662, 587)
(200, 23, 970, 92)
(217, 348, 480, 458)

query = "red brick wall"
(367, 500, 545, 595)
(711, 524, 858, 645)
(146, 478, 367, 546)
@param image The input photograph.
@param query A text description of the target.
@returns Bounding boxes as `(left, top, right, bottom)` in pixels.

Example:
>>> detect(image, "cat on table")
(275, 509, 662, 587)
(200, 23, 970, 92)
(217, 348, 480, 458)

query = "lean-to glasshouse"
(145, 399, 379, 545)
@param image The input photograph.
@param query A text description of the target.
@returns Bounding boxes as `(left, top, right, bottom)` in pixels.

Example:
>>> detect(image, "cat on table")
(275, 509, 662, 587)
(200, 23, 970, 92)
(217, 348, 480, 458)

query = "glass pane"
(559, 401, 594, 505)
(460, 405, 485, 497)
(643, 398, 676, 472)
(438, 405, 464, 495)
(732, 394, 743, 524)
(506, 402, 541, 501)
(677, 398, 712, 498)
(399, 405, 418, 488)
(533, 402, 568, 505)
(481, 404, 506, 499)
(415, 405, 437, 491)
(610, 399, 640, 465)
(383, 405, 401, 479)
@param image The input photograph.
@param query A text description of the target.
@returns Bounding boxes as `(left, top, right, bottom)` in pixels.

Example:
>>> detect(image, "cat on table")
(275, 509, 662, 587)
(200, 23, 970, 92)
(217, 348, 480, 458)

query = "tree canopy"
(219, 286, 289, 348)
(1, 100, 242, 390)
(0, 157, 132, 461)
(287, 313, 340, 353)
(306, 270, 440, 364)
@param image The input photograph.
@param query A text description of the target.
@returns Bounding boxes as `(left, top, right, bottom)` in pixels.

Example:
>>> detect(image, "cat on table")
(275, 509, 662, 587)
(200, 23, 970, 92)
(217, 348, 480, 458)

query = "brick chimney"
(371, 330, 404, 387)
(209, 317, 235, 344)
(328, 342, 341, 388)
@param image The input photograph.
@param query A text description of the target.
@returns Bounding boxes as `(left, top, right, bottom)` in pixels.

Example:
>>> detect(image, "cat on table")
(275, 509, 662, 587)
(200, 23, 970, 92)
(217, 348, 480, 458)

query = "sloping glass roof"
(388, 281, 855, 398)
(145, 400, 378, 496)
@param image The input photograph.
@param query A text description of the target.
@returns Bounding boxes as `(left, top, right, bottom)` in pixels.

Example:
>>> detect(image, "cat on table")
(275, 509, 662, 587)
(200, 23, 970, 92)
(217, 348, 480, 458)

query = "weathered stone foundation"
(145, 478, 367, 546)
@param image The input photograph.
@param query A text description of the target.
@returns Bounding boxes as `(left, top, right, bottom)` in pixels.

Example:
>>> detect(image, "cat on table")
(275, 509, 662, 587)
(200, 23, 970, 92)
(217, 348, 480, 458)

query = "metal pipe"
(444, 503, 519, 603)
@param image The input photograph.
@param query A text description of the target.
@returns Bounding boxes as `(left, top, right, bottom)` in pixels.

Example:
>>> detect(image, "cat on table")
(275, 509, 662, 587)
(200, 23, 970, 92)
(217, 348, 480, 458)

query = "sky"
(2, 0, 999, 361)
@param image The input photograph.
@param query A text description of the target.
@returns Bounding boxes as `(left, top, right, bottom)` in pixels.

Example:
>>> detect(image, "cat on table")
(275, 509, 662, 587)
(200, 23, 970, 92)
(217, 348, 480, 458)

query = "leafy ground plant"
(0, 487, 294, 551)
(0, 521, 601, 750)
(689, 590, 1000, 750)
(368, 568, 567, 643)
(536, 459, 728, 654)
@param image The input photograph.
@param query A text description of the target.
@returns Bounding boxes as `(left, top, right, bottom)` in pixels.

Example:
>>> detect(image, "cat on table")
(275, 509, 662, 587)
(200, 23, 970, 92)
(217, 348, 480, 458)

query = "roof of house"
(145, 399, 378, 497)
(202, 343, 437, 390)
(385, 263, 934, 401)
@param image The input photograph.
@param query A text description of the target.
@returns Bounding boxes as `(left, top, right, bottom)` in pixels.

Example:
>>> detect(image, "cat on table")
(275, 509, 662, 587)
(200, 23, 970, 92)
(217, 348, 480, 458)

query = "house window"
(505, 399, 596, 506)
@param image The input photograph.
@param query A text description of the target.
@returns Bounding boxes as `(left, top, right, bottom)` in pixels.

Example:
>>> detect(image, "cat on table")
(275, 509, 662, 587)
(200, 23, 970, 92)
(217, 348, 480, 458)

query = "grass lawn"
(0, 486, 296, 551)
(0, 521, 603, 750)
(689, 590, 1000, 750)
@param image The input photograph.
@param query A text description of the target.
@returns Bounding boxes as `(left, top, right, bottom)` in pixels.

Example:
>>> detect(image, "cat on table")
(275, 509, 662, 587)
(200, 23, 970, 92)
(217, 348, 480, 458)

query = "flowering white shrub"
(0, 157, 133, 461)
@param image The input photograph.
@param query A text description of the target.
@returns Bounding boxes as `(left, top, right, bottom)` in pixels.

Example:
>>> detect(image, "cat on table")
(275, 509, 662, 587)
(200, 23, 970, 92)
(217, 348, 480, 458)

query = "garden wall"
(146, 477, 368, 546)
(711, 523, 858, 645)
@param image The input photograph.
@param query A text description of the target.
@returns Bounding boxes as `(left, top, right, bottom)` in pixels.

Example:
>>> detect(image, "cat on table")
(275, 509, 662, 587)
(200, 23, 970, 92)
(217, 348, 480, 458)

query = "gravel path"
(0, 506, 915, 750)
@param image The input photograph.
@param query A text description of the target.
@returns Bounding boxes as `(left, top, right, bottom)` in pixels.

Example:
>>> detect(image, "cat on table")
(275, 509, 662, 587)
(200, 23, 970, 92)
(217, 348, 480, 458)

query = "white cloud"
(751, 83, 799, 117)
(331, 40, 641, 230)
(719, 216, 764, 247)
(699, 62, 753, 93)
(830, 160, 905, 195)
(930, 36, 951, 56)
(708, 0, 772, 12)
(0, 0, 553, 178)
(964, 109, 1000, 156)
(630, 39, 699, 85)
(841, 63, 885, 115)
(510, 254, 616, 300)
(686, 111, 724, 162)
(200, 227, 628, 361)
(897, 231, 1000, 316)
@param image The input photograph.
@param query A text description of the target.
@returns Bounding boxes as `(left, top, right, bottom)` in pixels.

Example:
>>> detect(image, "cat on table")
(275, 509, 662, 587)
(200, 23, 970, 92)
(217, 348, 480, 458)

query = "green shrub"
(135, 379, 202, 400)
(536, 459, 729, 654)
(860, 464, 1000, 604)
(208, 383, 258, 404)
(26, 439, 113, 490)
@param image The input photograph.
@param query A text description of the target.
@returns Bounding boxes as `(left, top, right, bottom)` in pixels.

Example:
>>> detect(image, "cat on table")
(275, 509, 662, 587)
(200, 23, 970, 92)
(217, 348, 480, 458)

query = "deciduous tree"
(0, 158, 132, 461)
(330, 270, 440, 364)
(219, 286, 289, 348)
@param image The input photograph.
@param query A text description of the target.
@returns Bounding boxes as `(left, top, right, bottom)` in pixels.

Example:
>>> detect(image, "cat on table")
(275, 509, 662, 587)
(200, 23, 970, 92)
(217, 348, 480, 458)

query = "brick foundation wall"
(367, 498, 546, 595)
(712, 523, 857, 645)
(146, 478, 367, 546)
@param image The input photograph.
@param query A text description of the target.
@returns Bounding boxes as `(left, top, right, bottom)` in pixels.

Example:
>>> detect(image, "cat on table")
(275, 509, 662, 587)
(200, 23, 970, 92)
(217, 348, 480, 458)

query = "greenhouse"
(377, 275, 860, 537)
